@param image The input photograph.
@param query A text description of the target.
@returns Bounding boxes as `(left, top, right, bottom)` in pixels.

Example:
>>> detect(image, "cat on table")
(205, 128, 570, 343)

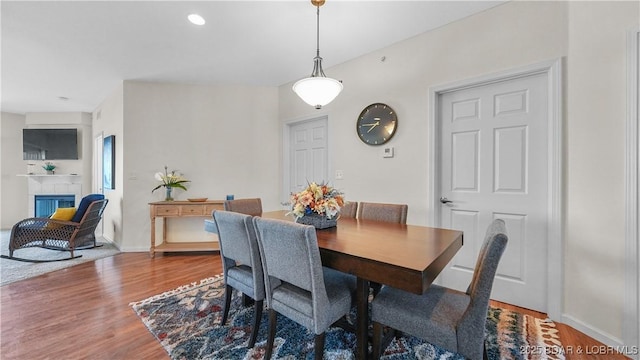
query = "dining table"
(261, 210, 463, 360)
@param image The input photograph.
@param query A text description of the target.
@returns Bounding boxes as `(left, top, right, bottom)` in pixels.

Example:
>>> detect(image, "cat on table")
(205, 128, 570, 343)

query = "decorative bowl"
(187, 198, 208, 202)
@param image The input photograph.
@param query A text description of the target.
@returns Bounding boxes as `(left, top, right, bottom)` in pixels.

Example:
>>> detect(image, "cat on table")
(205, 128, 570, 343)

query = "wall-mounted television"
(23, 128, 79, 160)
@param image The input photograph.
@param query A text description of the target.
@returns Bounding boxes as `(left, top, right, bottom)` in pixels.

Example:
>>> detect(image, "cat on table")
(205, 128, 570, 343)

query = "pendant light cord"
(316, 5, 320, 58)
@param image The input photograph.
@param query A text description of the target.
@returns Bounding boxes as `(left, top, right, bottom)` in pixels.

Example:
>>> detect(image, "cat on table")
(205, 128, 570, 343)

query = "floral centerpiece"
(288, 182, 345, 229)
(42, 162, 56, 174)
(152, 166, 190, 201)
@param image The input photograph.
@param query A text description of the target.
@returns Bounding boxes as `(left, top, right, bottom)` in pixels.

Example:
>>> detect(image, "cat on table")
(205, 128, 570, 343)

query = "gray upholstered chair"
(212, 210, 265, 348)
(223, 198, 262, 216)
(357, 202, 408, 224)
(370, 219, 509, 360)
(252, 217, 357, 360)
(357, 201, 408, 294)
(340, 201, 358, 219)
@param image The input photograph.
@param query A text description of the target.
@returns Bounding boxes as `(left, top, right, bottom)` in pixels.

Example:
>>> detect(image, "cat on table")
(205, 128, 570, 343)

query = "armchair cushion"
(71, 194, 104, 223)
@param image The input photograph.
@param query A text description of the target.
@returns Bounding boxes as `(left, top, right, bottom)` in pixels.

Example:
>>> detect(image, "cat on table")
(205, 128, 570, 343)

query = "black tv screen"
(23, 128, 79, 160)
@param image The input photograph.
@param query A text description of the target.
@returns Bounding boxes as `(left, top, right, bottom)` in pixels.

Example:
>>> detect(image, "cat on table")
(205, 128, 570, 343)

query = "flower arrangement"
(152, 166, 190, 193)
(288, 182, 344, 220)
(42, 162, 56, 172)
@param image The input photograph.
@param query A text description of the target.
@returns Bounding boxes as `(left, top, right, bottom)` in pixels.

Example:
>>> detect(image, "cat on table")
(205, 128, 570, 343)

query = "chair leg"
(372, 321, 383, 360)
(264, 309, 277, 360)
(221, 284, 233, 325)
(248, 300, 263, 348)
(314, 332, 325, 360)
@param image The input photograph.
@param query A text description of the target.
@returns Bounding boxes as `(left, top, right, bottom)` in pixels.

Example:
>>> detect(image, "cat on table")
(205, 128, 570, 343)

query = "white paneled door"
(289, 117, 328, 194)
(438, 72, 549, 312)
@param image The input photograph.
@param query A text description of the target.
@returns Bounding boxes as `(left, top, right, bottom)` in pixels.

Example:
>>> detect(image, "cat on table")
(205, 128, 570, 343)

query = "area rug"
(0, 230, 120, 286)
(130, 275, 565, 360)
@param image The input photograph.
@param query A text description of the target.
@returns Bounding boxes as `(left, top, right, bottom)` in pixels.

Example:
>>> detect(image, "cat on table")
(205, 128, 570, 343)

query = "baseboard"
(562, 313, 625, 350)
(118, 245, 152, 252)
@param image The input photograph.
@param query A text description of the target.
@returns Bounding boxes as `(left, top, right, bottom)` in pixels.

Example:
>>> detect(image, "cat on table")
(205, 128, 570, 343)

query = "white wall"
(117, 81, 279, 251)
(92, 83, 124, 245)
(0, 112, 27, 228)
(278, 0, 637, 347)
(564, 0, 638, 346)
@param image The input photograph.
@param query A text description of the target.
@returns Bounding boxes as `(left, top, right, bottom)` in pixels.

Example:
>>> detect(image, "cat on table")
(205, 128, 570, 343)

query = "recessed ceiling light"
(188, 14, 205, 26)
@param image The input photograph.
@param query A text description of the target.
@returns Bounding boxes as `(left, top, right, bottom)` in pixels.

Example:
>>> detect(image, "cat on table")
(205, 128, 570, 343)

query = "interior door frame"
(282, 114, 331, 205)
(93, 131, 104, 236)
(624, 28, 640, 355)
(428, 58, 563, 320)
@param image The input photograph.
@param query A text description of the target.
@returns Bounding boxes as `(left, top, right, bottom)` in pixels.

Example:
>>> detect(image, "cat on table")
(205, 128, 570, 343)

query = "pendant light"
(292, 0, 343, 109)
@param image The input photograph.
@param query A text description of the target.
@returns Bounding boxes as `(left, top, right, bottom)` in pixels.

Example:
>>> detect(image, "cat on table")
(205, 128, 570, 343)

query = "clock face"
(356, 103, 398, 145)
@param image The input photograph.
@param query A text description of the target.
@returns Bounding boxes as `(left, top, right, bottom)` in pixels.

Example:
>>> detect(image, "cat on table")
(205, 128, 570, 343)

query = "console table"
(149, 200, 224, 258)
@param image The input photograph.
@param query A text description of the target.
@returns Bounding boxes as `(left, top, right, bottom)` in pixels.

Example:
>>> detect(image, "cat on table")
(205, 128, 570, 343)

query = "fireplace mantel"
(18, 174, 81, 177)
(18, 174, 81, 182)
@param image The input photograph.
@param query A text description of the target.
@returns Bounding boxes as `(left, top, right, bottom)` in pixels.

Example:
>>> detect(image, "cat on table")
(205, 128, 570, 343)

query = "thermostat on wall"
(383, 147, 394, 158)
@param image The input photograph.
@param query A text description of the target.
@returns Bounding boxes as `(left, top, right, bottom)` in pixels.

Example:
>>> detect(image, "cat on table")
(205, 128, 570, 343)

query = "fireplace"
(34, 194, 75, 218)
(25, 174, 82, 217)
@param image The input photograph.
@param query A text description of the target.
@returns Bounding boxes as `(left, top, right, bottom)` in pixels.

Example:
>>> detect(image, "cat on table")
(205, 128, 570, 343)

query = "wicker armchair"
(3, 199, 109, 262)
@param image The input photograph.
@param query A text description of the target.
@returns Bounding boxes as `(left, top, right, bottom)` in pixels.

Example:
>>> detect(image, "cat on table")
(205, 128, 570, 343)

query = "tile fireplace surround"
(24, 175, 82, 217)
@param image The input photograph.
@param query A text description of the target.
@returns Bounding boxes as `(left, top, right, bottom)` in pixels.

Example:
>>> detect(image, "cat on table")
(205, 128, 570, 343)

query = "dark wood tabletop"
(262, 210, 464, 359)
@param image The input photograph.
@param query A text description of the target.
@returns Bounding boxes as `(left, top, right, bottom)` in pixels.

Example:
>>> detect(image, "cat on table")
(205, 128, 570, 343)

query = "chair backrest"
(252, 217, 330, 332)
(75, 199, 109, 239)
(223, 198, 262, 216)
(457, 219, 508, 355)
(213, 210, 265, 298)
(357, 202, 408, 224)
(71, 194, 105, 223)
(340, 202, 357, 219)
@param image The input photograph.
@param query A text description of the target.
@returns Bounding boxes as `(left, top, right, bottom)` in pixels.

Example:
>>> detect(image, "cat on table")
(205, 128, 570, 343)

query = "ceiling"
(1, 1, 506, 115)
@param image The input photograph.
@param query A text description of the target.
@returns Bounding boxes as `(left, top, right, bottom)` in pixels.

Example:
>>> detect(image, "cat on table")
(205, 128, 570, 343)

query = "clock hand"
(367, 122, 379, 133)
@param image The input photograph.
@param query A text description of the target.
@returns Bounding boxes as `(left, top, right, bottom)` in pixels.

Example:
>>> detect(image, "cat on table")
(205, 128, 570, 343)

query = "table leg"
(356, 277, 370, 360)
(150, 215, 156, 258)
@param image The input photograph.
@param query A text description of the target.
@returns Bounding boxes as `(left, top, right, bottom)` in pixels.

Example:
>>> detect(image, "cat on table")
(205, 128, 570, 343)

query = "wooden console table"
(149, 200, 224, 258)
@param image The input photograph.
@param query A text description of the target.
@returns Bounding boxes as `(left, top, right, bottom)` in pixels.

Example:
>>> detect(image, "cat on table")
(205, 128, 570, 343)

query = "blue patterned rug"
(130, 275, 565, 360)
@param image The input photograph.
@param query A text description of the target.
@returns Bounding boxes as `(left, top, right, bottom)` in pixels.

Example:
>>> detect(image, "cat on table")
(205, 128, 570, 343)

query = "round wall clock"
(356, 103, 398, 145)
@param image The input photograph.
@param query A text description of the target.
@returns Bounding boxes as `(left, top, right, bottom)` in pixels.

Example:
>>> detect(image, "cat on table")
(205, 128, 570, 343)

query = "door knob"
(440, 196, 453, 204)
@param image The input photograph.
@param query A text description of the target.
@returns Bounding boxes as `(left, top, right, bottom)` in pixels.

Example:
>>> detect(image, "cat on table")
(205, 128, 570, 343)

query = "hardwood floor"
(0, 252, 629, 359)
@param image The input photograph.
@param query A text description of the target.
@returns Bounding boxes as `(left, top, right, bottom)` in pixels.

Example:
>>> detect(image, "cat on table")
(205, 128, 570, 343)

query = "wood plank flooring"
(0, 252, 629, 359)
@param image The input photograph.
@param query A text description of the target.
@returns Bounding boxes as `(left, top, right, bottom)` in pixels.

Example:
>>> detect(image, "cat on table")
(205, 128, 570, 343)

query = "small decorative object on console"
(288, 182, 344, 229)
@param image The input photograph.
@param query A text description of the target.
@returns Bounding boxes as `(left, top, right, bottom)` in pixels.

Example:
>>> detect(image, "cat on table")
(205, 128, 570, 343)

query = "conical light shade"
(293, 76, 343, 109)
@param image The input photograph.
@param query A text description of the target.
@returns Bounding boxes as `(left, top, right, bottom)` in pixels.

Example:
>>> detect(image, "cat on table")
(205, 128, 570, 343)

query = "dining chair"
(223, 198, 262, 216)
(370, 219, 508, 360)
(357, 201, 408, 294)
(212, 210, 265, 348)
(340, 201, 358, 219)
(357, 202, 408, 224)
(252, 217, 357, 360)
